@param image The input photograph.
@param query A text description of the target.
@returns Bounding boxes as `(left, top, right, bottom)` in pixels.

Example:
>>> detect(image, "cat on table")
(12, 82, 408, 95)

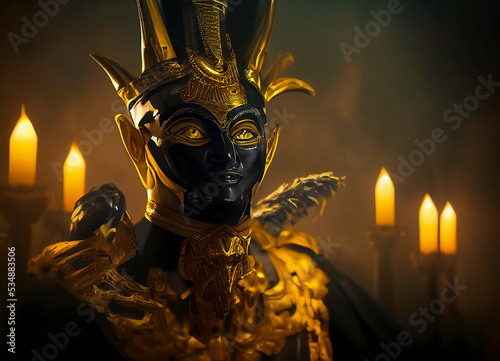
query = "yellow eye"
(179, 127, 204, 140)
(231, 120, 260, 145)
(234, 129, 257, 141)
(167, 119, 209, 146)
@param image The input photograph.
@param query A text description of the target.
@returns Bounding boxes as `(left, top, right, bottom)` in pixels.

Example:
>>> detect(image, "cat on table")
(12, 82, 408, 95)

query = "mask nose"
(207, 133, 241, 169)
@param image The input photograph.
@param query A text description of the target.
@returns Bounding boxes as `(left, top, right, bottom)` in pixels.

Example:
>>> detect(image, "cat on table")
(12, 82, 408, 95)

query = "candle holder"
(441, 253, 458, 282)
(0, 185, 50, 286)
(411, 251, 460, 355)
(410, 251, 442, 302)
(437, 253, 461, 354)
(411, 252, 458, 306)
(366, 225, 405, 312)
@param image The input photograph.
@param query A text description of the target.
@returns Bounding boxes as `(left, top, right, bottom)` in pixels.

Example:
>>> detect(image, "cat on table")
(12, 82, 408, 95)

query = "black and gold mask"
(92, 0, 314, 317)
(92, 0, 314, 227)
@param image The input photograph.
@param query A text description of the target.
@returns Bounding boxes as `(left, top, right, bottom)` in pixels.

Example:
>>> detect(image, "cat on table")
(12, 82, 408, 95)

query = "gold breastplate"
(29, 216, 332, 361)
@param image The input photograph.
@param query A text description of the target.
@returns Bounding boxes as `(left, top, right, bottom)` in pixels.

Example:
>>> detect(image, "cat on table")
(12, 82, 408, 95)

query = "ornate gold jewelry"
(181, 0, 247, 125)
(30, 217, 332, 361)
(92, 0, 186, 108)
(145, 199, 213, 237)
(92, 0, 315, 112)
(28, 212, 137, 293)
(178, 224, 255, 319)
(192, 0, 226, 71)
(145, 199, 251, 238)
(181, 42, 247, 127)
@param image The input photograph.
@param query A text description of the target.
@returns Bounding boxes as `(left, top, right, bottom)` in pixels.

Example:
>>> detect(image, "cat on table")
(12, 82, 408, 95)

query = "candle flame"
(420, 194, 435, 212)
(63, 142, 86, 213)
(9, 104, 38, 186)
(65, 142, 85, 168)
(419, 194, 438, 254)
(440, 202, 457, 254)
(441, 202, 455, 219)
(375, 167, 395, 226)
(377, 169, 392, 188)
(12, 105, 36, 138)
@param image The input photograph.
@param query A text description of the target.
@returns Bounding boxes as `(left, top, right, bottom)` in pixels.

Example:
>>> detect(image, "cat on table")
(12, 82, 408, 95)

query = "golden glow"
(419, 194, 439, 254)
(63, 143, 86, 213)
(440, 202, 457, 254)
(9, 105, 37, 186)
(375, 168, 395, 226)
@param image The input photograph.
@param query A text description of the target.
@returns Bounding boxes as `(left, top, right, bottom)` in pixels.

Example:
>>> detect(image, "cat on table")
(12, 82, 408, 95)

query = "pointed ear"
(264, 125, 281, 179)
(253, 125, 281, 196)
(115, 114, 149, 188)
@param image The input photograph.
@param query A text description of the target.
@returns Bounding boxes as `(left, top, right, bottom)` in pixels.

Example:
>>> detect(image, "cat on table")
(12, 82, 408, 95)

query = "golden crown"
(91, 0, 315, 116)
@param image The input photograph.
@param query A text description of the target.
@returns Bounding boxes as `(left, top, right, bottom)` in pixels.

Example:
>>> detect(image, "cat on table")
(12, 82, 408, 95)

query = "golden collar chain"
(145, 199, 251, 238)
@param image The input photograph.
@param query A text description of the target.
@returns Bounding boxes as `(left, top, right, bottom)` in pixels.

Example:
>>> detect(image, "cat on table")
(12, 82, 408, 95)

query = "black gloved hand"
(69, 184, 126, 240)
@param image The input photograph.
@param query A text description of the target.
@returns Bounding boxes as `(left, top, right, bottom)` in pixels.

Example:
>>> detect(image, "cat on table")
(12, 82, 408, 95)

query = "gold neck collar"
(145, 199, 251, 238)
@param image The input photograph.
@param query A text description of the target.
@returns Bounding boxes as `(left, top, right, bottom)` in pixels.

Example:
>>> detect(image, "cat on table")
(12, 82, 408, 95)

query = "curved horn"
(90, 54, 134, 91)
(137, 0, 177, 72)
(265, 78, 315, 103)
(246, 0, 277, 89)
(262, 52, 295, 90)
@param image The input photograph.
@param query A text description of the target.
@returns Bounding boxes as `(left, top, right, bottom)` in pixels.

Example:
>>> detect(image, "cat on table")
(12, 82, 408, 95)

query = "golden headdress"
(91, 0, 315, 116)
(91, 0, 317, 213)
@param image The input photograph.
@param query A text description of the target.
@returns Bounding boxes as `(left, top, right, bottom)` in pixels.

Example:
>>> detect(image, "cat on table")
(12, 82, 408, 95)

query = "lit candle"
(375, 168, 395, 226)
(440, 202, 457, 254)
(63, 142, 86, 213)
(8, 105, 37, 186)
(419, 194, 438, 254)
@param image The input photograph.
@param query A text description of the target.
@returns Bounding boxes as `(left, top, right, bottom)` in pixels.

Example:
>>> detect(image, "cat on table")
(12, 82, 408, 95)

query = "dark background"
(0, 0, 499, 359)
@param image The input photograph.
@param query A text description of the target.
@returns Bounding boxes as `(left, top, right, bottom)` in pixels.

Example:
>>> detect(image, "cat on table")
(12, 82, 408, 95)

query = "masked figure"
(29, 1, 408, 360)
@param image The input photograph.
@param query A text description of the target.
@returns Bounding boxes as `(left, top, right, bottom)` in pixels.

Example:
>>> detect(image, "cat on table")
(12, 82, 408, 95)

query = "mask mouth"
(215, 171, 243, 186)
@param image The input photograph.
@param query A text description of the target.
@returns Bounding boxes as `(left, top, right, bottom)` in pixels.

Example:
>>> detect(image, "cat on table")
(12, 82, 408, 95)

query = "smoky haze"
(0, 0, 498, 360)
